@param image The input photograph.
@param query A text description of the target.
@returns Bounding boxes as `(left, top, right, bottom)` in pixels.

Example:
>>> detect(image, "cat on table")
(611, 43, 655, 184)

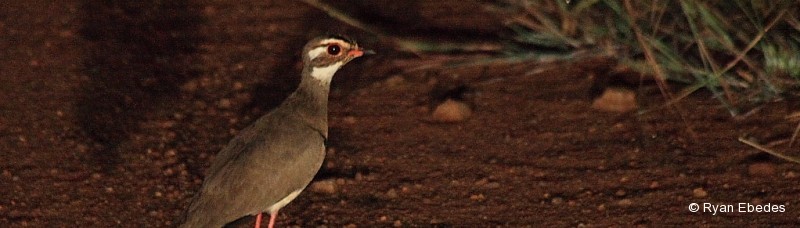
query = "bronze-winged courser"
(180, 35, 369, 228)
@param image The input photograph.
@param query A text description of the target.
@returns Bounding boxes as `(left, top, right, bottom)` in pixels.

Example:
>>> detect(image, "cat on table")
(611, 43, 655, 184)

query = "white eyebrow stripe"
(318, 39, 346, 45)
(307, 46, 327, 60)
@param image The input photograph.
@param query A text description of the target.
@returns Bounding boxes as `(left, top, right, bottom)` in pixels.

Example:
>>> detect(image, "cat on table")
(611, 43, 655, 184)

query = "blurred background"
(1, 0, 799, 226)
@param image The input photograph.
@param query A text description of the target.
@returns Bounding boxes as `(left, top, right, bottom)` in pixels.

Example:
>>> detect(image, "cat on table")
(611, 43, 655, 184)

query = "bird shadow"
(76, 0, 204, 172)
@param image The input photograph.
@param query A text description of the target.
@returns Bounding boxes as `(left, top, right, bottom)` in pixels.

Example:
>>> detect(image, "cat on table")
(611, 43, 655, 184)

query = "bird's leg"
(268, 210, 279, 228)
(254, 213, 263, 228)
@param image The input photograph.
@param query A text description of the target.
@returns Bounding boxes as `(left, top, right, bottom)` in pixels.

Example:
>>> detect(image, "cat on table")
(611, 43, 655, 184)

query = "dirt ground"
(2, 1, 799, 227)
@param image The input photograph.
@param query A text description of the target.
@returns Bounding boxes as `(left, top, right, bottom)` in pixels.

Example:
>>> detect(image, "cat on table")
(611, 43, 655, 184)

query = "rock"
(431, 99, 472, 123)
(218, 98, 232, 109)
(551, 197, 563, 205)
(692, 188, 708, 198)
(343, 116, 357, 124)
(385, 188, 399, 199)
(617, 199, 633, 207)
(748, 163, 776, 177)
(469, 194, 486, 201)
(591, 88, 637, 112)
(309, 179, 337, 194)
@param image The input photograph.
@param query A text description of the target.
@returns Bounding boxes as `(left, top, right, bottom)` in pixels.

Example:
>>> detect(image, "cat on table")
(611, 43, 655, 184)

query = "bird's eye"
(327, 44, 341, 55)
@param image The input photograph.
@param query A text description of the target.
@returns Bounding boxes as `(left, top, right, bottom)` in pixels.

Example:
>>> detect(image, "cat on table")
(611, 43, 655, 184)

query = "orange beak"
(347, 49, 364, 57)
(347, 48, 375, 58)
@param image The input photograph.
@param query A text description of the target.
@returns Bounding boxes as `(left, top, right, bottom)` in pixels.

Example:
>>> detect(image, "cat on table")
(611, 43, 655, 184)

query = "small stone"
(105, 187, 114, 193)
(385, 188, 399, 199)
(692, 188, 708, 198)
(470, 194, 486, 201)
(597, 204, 606, 211)
(165, 149, 177, 157)
(591, 88, 637, 112)
(233, 82, 245, 91)
(393, 220, 402, 227)
(309, 180, 337, 194)
(551, 197, 563, 205)
(649, 181, 660, 189)
(431, 99, 472, 123)
(343, 116, 357, 124)
(615, 189, 626, 197)
(474, 178, 489, 186)
(617, 199, 633, 207)
(344, 224, 357, 228)
(748, 163, 776, 177)
(180, 80, 199, 92)
(218, 98, 232, 109)
(163, 168, 175, 176)
(486, 182, 501, 189)
(785, 171, 798, 179)
(379, 216, 388, 222)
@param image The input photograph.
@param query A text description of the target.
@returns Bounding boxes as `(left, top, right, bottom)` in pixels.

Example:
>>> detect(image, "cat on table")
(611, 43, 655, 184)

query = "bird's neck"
(281, 71, 332, 138)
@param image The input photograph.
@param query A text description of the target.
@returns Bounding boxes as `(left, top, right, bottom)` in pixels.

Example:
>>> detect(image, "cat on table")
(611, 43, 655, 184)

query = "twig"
(624, 0, 698, 140)
(719, 9, 787, 76)
(739, 137, 800, 164)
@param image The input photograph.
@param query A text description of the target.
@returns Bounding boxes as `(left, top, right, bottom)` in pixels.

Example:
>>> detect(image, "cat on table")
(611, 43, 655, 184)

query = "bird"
(180, 35, 369, 228)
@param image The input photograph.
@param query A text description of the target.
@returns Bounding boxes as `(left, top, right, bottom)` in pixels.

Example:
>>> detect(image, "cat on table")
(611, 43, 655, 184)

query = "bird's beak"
(348, 48, 375, 58)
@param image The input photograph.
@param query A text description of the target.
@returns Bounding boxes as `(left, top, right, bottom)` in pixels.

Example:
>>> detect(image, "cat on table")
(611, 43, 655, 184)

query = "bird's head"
(302, 35, 371, 83)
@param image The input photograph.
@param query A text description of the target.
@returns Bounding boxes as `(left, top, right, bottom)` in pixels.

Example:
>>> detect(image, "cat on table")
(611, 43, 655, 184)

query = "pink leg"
(254, 213, 262, 228)
(268, 210, 279, 228)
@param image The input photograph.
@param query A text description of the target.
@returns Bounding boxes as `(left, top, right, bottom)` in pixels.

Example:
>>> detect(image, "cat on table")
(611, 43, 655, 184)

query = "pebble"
(233, 82, 244, 91)
(309, 179, 337, 194)
(617, 199, 633, 207)
(385, 188, 398, 199)
(748, 163, 776, 177)
(785, 171, 797, 178)
(591, 88, 637, 112)
(393, 220, 403, 227)
(218, 98, 232, 109)
(469, 194, 486, 201)
(431, 99, 472, 123)
(551, 197, 563, 205)
(343, 116, 357, 124)
(180, 80, 199, 92)
(692, 188, 708, 198)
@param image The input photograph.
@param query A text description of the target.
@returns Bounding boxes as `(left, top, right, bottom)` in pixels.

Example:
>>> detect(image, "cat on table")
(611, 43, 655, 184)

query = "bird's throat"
(309, 62, 343, 85)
